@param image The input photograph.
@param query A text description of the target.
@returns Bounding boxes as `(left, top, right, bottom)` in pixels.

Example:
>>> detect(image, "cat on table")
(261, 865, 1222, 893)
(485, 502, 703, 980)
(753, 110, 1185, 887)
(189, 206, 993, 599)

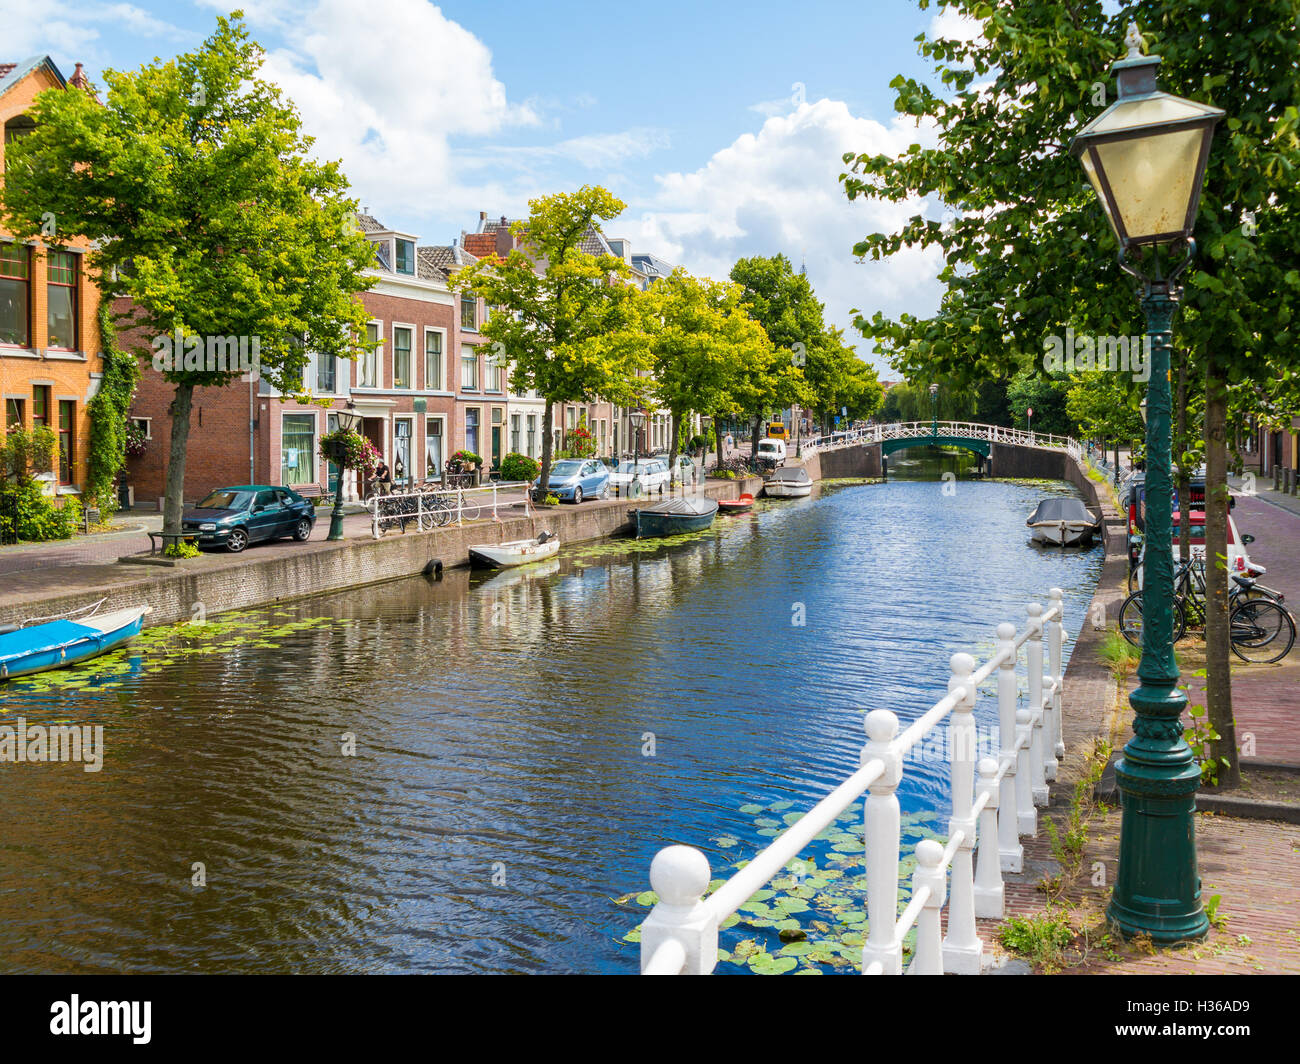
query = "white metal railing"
(803, 422, 1084, 460)
(365, 481, 533, 538)
(638, 589, 1067, 976)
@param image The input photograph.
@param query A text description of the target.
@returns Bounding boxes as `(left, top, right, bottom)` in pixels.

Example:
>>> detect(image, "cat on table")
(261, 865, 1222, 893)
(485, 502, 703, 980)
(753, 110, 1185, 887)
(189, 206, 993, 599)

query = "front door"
(326, 413, 340, 495)
(393, 417, 413, 489)
(491, 423, 502, 470)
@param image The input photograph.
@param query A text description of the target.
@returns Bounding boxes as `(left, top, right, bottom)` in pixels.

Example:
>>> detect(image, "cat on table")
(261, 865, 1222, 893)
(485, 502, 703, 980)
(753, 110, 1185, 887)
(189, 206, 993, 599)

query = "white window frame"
(423, 413, 446, 481)
(423, 326, 448, 393)
(131, 416, 152, 440)
(392, 413, 415, 486)
(391, 322, 416, 391)
(461, 345, 479, 391)
(359, 319, 383, 389)
(281, 408, 321, 487)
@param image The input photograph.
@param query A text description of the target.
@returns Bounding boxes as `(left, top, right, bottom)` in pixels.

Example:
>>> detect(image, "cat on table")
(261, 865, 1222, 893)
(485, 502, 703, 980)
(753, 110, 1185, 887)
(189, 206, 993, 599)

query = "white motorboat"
(467, 531, 560, 569)
(1026, 498, 1100, 546)
(764, 466, 813, 498)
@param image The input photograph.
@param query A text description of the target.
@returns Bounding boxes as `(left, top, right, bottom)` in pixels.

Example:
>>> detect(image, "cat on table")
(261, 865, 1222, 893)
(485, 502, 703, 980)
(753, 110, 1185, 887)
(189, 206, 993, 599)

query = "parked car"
(181, 485, 316, 553)
(533, 459, 609, 503)
(1132, 511, 1262, 589)
(608, 458, 671, 497)
(651, 453, 698, 485)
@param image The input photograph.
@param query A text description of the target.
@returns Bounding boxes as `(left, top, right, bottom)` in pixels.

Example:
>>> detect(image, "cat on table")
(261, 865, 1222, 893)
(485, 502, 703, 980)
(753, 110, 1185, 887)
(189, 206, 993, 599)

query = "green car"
(181, 485, 316, 553)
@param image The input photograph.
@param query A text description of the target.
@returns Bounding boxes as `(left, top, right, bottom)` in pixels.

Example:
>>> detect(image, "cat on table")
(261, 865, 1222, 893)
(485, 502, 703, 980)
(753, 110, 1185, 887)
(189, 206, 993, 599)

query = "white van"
(757, 439, 786, 466)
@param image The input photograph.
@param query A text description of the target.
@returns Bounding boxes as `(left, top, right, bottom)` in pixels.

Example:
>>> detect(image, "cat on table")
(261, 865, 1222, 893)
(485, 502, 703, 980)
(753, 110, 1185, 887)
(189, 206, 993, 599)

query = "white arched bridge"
(805, 422, 1084, 461)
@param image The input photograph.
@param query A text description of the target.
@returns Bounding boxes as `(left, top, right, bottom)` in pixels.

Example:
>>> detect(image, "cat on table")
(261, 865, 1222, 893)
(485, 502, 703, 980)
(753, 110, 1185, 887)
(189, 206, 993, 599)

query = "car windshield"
(550, 461, 582, 477)
(620, 462, 655, 474)
(196, 490, 252, 510)
(759, 442, 779, 452)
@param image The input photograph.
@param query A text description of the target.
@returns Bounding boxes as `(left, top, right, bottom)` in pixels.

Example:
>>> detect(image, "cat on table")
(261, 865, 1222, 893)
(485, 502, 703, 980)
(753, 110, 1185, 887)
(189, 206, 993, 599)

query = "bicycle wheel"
(1118, 591, 1187, 647)
(1230, 599, 1296, 664)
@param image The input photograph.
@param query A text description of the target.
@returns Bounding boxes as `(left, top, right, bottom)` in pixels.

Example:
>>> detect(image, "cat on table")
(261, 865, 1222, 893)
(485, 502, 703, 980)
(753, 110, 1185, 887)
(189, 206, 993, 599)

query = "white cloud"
(0, 0, 185, 72)
(929, 4, 986, 48)
(618, 99, 945, 371)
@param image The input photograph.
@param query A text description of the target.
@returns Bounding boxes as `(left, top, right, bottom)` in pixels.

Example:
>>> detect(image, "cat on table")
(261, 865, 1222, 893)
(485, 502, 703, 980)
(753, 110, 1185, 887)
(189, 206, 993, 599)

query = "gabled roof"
(417, 244, 480, 282)
(631, 252, 674, 280)
(0, 56, 68, 101)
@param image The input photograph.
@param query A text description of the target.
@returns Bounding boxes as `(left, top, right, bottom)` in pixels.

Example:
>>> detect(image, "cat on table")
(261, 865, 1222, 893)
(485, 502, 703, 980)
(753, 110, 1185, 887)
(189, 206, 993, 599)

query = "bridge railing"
(638, 589, 1067, 975)
(803, 422, 1084, 461)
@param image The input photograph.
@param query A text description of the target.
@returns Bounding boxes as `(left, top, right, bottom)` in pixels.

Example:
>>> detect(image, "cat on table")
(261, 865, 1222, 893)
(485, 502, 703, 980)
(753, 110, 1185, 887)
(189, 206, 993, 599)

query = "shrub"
(164, 539, 200, 559)
(0, 481, 79, 542)
(500, 452, 539, 483)
(450, 449, 482, 468)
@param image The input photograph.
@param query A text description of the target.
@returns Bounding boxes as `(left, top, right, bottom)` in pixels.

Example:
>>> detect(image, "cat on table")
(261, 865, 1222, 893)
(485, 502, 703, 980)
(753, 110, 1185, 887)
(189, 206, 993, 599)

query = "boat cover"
(636, 497, 718, 516)
(0, 620, 102, 669)
(769, 467, 812, 483)
(1027, 498, 1095, 525)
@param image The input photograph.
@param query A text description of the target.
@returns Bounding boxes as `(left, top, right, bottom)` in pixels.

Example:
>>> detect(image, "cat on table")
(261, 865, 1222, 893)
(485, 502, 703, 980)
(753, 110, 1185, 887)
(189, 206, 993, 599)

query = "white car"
(1134, 512, 1262, 590)
(608, 458, 671, 497)
(757, 439, 786, 466)
(652, 453, 698, 484)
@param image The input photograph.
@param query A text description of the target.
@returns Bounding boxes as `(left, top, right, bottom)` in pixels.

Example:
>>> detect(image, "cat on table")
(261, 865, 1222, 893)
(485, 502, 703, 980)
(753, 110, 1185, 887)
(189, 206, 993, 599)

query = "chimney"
(500, 215, 507, 226)
(479, 211, 486, 221)
(70, 62, 89, 90)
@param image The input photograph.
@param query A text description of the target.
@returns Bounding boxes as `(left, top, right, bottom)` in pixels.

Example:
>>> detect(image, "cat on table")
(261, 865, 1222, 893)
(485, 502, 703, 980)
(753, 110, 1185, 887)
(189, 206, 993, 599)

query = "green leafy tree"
(451, 186, 646, 493)
(85, 302, 139, 515)
(1, 14, 375, 537)
(841, 0, 1300, 788)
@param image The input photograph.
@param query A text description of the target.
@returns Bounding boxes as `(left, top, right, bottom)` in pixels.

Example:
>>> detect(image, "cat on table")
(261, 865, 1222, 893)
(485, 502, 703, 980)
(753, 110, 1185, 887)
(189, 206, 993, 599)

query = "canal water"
(0, 473, 1102, 974)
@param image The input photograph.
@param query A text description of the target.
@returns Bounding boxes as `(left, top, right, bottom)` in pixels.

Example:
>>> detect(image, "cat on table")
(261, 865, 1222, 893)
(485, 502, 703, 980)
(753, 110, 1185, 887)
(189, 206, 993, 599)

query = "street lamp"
(628, 409, 646, 499)
(1071, 22, 1222, 945)
(928, 382, 939, 438)
(698, 414, 712, 485)
(327, 402, 362, 542)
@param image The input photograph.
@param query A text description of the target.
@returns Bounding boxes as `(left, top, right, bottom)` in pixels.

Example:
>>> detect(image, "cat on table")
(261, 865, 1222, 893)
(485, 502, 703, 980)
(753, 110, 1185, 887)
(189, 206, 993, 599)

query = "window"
(485, 352, 502, 392)
(425, 418, 443, 478)
(393, 327, 412, 389)
(461, 347, 478, 390)
(6, 398, 23, 429)
(460, 292, 477, 330)
(131, 416, 151, 439)
(465, 408, 479, 455)
(510, 413, 520, 454)
(393, 418, 412, 484)
(526, 414, 536, 458)
(281, 414, 316, 485)
(32, 385, 50, 429)
(316, 351, 336, 394)
(46, 250, 77, 350)
(57, 400, 74, 483)
(395, 239, 415, 275)
(360, 323, 380, 387)
(0, 242, 30, 346)
(425, 331, 443, 390)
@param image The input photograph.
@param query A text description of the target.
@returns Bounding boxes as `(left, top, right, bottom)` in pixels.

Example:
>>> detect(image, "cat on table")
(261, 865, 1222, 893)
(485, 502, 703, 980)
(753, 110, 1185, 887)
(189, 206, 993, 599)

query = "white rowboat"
(468, 533, 560, 569)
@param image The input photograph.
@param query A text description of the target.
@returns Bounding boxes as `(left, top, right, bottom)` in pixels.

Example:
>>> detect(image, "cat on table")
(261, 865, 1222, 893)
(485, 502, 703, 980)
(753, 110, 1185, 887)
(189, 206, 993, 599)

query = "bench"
(147, 531, 199, 554)
(296, 483, 336, 507)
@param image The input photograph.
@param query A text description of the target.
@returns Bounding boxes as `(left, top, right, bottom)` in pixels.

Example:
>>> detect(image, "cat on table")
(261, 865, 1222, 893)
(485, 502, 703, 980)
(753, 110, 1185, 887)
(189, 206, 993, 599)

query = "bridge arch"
(881, 435, 990, 459)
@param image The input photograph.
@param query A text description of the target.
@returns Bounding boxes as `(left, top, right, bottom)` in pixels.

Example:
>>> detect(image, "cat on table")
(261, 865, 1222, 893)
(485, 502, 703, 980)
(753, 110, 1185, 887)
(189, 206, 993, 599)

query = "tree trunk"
(163, 383, 194, 536)
(715, 413, 725, 473)
(1204, 354, 1238, 789)
(539, 400, 554, 494)
(749, 414, 762, 465)
(1176, 358, 1190, 563)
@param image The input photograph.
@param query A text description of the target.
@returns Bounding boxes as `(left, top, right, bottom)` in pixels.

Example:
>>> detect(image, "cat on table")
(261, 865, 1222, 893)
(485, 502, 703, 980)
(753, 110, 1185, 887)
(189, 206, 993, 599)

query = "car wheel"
(293, 518, 312, 541)
(226, 527, 249, 553)
(573, 486, 583, 505)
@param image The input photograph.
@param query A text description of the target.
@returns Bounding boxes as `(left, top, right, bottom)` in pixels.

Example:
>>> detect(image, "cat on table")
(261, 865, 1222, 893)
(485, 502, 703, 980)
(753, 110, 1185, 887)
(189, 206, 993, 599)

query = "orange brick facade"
(1, 57, 101, 492)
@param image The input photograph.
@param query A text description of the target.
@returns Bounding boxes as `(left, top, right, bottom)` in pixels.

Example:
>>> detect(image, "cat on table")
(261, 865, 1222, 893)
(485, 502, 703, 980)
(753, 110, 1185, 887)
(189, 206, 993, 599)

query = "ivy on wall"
(86, 301, 140, 514)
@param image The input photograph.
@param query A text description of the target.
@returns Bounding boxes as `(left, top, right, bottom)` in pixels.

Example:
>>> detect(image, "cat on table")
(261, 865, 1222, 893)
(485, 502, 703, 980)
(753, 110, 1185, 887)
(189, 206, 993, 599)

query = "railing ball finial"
(649, 845, 711, 907)
(949, 651, 976, 678)
(1050, 587, 1064, 604)
(864, 708, 900, 743)
(916, 838, 944, 870)
(996, 621, 1016, 642)
(978, 757, 998, 784)
(1027, 601, 1043, 618)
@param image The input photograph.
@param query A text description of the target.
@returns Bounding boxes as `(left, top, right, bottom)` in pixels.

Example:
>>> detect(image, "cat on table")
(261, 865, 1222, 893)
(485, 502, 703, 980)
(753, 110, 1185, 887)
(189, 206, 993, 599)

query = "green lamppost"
(326, 403, 363, 542)
(929, 382, 939, 438)
(1071, 23, 1223, 943)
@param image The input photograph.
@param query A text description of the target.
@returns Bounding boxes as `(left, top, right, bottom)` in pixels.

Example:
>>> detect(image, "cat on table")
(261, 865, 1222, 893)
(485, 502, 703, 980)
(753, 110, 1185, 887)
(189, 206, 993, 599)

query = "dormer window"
(395, 239, 415, 275)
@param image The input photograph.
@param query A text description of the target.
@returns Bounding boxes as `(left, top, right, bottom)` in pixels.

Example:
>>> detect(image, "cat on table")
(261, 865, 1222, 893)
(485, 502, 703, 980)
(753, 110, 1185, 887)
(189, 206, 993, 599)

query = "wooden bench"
(296, 483, 336, 507)
(147, 531, 199, 554)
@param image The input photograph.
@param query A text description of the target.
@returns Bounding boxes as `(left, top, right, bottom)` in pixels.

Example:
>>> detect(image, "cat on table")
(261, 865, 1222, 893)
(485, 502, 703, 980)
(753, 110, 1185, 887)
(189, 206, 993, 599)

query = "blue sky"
(5, 0, 977, 371)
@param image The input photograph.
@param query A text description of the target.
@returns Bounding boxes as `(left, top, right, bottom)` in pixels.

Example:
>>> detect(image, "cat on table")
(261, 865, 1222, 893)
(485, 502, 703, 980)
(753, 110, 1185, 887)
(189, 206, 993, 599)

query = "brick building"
(1, 56, 102, 495)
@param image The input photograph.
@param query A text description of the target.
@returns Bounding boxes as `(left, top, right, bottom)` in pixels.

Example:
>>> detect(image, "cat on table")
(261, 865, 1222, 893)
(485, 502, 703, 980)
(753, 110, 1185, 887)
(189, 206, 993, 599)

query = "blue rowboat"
(629, 497, 718, 539)
(0, 606, 150, 681)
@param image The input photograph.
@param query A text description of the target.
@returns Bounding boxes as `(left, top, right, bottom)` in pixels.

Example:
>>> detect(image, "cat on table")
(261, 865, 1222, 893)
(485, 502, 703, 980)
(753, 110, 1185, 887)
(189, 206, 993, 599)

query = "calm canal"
(0, 471, 1102, 974)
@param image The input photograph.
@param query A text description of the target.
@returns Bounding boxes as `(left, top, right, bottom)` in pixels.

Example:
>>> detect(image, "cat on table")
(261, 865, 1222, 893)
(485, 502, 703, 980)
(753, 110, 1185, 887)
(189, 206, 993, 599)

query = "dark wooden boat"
(629, 497, 719, 538)
(717, 493, 755, 514)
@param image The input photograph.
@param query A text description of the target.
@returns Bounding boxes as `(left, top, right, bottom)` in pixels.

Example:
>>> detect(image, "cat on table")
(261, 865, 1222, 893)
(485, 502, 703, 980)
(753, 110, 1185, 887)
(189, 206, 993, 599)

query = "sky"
(1, 0, 986, 374)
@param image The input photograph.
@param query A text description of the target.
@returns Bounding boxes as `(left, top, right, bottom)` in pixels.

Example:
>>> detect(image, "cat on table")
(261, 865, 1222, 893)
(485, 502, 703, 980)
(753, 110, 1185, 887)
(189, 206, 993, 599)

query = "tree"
(634, 268, 774, 483)
(841, 0, 1300, 789)
(450, 186, 646, 494)
(1, 14, 375, 538)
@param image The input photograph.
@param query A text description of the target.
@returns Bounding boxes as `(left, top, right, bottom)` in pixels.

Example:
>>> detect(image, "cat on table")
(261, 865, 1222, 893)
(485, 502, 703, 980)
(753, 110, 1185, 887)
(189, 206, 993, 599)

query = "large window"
(57, 400, 74, 483)
(425, 418, 443, 479)
(510, 413, 521, 454)
(0, 242, 30, 347)
(395, 239, 415, 275)
(359, 323, 380, 388)
(461, 347, 478, 390)
(5, 398, 23, 429)
(460, 292, 477, 330)
(315, 351, 336, 394)
(393, 326, 412, 389)
(393, 418, 412, 485)
(526, 414, 536, 458)
(32, 385, 50, 429)
(281, 414, 316, 486)
(46, 251, 77, 350)
(425, 331, 443, 390)
(465, 408, 479, 455)
(485, 351, 502, 392)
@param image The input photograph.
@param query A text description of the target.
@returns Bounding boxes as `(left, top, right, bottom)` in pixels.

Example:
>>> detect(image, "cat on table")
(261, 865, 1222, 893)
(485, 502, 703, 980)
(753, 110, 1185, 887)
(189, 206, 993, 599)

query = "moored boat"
(764, 466, 813, 498)
(468, 531, 560, 569)
(1026, 497, 1100, 546)
(629, 497, 719, 539)
(717, 492, 755, 514)
(0, 605, 151, 681)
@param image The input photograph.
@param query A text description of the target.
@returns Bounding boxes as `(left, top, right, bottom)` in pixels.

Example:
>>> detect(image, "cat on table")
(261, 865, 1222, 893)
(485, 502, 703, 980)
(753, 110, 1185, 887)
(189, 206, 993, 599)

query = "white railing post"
(492, 483, 499, 521)
(1048, 587, 1066, 763)
(911, 840, 946, 975)
(862, 709, 903, 976)
(457, 488, 464, 527)
(943, 652, 982, 974)
(417, 490, 424, 531)
(370, 497, 380, 540)
(1015, 708, 1037, 835)
(1026, 602, 1049, 806)
(640, 845, 717, 975)
(973, 758, 1003, 918)
(995, 622, 1023, 871)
